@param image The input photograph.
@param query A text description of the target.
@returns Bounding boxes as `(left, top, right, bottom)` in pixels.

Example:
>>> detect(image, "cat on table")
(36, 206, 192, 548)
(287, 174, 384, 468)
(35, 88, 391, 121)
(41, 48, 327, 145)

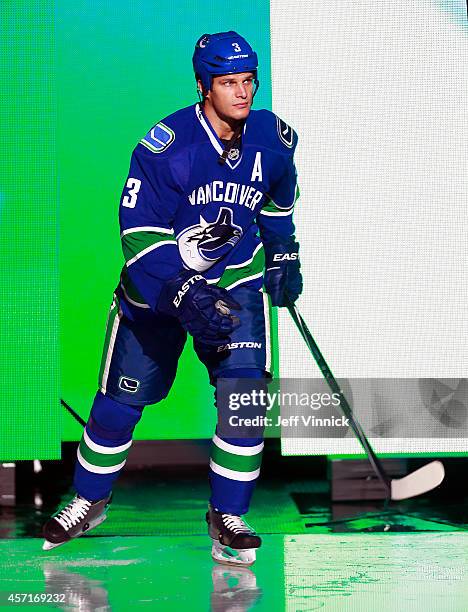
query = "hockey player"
(43, 31, 302, 566)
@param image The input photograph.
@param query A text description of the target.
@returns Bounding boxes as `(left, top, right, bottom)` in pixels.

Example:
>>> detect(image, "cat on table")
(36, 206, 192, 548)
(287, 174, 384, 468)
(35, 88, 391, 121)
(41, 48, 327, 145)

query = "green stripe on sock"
(210, 444, 263, 473)
(79, 438, 129, 468)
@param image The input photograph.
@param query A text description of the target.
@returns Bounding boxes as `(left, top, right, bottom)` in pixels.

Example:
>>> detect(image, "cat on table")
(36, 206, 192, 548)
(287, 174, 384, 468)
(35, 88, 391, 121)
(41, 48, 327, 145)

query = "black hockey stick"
(286, 297, 445, 501)
(61, 398, 86, 427)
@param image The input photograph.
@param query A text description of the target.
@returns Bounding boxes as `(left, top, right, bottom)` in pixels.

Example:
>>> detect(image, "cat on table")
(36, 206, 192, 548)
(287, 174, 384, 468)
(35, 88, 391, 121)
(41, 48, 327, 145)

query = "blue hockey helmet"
(193, 31, 259, 95)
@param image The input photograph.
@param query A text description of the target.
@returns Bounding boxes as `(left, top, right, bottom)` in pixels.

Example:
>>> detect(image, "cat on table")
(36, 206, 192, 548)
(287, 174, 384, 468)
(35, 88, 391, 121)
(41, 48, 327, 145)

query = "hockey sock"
(73, 391, 144, 501)
(209, 368, 265, 515)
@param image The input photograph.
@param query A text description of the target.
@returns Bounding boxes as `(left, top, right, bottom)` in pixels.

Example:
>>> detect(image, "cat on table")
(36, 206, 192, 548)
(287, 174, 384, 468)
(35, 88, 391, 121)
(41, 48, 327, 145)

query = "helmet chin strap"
(252, 78, 260, 98)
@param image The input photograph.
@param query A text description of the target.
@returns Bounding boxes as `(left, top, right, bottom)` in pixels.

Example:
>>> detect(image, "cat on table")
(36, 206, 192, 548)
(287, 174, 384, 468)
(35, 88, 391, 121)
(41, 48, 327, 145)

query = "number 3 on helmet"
(192, 31, 260, 97)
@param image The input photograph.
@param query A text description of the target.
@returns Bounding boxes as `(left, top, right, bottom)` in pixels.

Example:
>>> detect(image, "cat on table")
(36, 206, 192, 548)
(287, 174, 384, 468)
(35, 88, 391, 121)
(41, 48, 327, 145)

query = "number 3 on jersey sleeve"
(121, 177, 142, 208)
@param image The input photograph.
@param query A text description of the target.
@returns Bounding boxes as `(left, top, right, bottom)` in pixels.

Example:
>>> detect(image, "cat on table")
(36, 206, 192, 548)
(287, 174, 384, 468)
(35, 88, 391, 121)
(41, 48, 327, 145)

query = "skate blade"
(42, 513, 108, 551)
(42, 539, 62, 551)
(211, 541, 257, 567)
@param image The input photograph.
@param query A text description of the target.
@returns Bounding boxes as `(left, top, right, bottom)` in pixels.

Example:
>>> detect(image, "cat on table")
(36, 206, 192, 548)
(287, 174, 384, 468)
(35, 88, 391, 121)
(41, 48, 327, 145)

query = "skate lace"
(222, 513, 254, 534)
(55, 497, 91, 531)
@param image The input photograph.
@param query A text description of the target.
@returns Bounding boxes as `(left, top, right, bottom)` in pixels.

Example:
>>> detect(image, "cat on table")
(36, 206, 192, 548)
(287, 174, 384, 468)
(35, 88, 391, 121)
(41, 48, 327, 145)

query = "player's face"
(205, 72, 255, 122)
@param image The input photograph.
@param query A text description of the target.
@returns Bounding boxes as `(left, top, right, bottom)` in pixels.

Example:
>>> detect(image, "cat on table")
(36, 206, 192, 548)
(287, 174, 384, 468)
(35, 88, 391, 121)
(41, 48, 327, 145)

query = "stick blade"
(391, 460, 445, 501)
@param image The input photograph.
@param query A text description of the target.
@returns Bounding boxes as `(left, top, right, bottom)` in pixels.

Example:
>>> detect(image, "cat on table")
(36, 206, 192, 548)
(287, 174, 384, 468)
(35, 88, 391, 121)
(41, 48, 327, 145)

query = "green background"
(0, 1, 60, 460)
(0, 0, 274, 459)
(58, 1, 273, 443)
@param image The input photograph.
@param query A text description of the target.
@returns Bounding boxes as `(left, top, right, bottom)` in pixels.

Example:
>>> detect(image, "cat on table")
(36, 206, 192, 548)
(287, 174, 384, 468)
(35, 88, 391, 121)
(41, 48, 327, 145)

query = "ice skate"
(42, 493, 112, 551)
(206, 504, 261, 567)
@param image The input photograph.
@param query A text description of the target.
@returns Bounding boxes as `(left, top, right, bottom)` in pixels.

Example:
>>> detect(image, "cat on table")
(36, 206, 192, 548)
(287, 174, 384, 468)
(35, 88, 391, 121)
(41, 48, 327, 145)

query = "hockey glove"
(264, 238, 303, 307)
(157, 270, 242, 346)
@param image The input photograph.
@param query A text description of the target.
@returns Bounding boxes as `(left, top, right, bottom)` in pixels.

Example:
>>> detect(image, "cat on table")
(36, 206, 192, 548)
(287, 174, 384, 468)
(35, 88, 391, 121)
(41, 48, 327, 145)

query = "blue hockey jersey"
(118, 103, 299, 312)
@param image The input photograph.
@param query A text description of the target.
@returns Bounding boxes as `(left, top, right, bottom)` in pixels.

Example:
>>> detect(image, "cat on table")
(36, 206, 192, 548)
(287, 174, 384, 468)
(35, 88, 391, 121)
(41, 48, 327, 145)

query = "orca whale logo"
(178, 207, 243, 272)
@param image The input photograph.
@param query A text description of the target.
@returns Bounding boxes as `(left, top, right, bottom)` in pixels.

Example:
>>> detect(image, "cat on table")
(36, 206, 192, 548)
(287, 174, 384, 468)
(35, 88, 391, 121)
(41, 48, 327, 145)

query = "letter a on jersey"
(251, 151, 263, 182)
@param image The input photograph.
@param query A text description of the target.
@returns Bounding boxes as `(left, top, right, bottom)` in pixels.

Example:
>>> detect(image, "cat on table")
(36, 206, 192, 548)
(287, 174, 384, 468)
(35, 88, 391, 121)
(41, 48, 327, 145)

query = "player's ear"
(196, 77, 207, 99)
